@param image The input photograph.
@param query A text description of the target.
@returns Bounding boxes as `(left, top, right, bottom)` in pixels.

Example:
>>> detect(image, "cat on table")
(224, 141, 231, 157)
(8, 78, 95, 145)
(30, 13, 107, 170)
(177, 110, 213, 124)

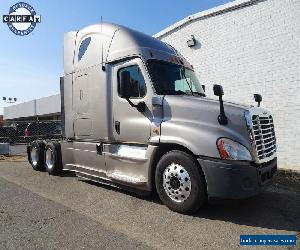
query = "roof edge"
(154, 0, 263, 39)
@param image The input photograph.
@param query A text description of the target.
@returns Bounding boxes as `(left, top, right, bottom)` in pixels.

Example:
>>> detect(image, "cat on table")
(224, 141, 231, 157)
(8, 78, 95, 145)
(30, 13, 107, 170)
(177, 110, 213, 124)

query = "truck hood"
(160, 95, 252, 158)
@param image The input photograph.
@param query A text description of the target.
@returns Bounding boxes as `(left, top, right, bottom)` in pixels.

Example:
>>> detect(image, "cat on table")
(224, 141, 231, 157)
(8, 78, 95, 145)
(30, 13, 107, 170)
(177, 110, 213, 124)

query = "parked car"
(25, 122, 62, 142)
(0, 126, 16, 143)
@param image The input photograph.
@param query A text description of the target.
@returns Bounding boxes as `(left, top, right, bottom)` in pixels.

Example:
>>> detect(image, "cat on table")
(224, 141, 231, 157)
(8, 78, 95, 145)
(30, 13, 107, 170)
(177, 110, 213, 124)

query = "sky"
(0, 0, 231, 114)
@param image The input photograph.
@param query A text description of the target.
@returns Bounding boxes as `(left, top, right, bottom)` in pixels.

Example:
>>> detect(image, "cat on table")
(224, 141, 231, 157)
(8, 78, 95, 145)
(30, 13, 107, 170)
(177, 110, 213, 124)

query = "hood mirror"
(213, 84, 228, 125)
(213, 84, 224, 96)
(254, 94, 262, 107)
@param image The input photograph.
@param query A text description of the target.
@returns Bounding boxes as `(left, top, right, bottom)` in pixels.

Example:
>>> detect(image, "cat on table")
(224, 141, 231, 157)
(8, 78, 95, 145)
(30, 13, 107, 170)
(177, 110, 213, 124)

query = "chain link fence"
(0, 120, 62, 144)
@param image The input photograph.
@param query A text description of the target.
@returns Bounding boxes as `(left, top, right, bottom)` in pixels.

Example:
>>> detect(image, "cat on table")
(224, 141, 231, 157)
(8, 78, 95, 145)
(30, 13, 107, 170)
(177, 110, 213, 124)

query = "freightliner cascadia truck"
(27, 23, 277, 214)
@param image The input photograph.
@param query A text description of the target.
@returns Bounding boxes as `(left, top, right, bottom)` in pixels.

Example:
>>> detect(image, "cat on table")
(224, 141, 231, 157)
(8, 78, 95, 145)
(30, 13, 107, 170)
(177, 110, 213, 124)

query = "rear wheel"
(155, 150, 207, 214)
(29, 140, 45, 171)
(44, 141, 62, 175)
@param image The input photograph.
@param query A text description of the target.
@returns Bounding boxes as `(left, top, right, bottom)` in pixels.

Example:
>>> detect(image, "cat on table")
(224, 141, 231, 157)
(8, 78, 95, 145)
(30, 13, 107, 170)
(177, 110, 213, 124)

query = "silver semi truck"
(27, 23, 277, 214)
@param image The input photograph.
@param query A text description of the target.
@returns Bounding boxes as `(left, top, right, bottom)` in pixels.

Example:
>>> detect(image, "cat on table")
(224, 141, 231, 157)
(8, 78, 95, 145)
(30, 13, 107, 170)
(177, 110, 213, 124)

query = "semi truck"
(27, 23, 277, 214)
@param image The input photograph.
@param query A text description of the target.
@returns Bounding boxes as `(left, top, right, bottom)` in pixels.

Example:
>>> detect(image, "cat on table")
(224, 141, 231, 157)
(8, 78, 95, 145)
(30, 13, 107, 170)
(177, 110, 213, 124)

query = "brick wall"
(156, 0, 300, 170)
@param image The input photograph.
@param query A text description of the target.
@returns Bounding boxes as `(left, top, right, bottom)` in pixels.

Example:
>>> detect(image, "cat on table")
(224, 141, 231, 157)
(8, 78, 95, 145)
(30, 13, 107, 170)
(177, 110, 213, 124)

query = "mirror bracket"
(125, 98, 146, 113)
(217, 95, 228, 125)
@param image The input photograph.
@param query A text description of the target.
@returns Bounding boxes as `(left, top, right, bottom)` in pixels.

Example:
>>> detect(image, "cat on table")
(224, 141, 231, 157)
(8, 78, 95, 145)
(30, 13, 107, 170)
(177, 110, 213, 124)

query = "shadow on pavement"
(197, 190, 300, 232)
(79, 176, 300, 233)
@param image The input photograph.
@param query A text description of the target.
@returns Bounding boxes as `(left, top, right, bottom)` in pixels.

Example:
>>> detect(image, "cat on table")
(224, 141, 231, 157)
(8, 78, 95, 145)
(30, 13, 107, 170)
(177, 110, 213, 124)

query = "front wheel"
(155, 150, 207, 214)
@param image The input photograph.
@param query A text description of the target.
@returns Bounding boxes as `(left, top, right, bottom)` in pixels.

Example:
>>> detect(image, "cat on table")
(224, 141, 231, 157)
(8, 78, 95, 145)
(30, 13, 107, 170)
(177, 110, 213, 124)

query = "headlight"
(217, 138, 252, 161)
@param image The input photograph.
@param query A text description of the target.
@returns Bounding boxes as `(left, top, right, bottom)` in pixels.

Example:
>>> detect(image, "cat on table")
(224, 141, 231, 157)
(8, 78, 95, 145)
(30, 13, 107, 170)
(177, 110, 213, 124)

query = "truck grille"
(251, 114, 276, 162)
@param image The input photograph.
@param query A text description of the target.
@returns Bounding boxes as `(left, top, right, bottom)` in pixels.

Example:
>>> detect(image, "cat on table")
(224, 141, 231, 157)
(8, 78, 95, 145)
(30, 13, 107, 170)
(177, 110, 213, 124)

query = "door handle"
(96, 142, 103, 155)
(115, 121, 120, 134)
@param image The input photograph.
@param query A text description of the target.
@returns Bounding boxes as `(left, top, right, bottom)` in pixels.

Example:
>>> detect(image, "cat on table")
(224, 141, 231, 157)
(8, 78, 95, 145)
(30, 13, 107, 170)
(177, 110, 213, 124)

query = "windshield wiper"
(161, 90, 187, 95)
(191, 91, 206, 97)
(180, 68, 205, 97)
(180, 68, 194, 96)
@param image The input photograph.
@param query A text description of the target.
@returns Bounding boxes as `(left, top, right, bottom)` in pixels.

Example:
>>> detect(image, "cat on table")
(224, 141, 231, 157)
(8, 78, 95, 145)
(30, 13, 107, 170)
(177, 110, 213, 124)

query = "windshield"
(147, 60, 205, 96)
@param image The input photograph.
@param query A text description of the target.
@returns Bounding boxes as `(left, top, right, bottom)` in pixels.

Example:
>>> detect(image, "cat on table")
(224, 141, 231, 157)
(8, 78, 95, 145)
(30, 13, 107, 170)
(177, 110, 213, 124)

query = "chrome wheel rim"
(30, 147, 38, 166)
(163, 163, 191, 202)
(45, 148, 54, 170)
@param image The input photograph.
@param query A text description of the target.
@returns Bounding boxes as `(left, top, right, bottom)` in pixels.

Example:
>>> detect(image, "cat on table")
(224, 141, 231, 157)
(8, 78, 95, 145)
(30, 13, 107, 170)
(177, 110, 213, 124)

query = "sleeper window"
(78, 37, 91, 61)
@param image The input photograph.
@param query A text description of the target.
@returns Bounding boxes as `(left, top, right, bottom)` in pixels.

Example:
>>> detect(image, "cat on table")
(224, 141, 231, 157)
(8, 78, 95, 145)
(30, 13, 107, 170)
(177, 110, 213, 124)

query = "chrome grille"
(251, 114, 276, 162)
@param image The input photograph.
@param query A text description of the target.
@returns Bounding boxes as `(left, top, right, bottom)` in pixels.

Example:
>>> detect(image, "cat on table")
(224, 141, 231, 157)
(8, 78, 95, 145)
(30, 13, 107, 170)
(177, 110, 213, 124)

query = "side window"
(78, 37, 91, 61)
(118, 65, 146, 98)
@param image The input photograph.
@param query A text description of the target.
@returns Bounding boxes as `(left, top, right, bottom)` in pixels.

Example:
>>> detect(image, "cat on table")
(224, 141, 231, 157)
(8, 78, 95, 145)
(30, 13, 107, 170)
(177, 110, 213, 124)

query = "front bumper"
(198, 157, 277, 199)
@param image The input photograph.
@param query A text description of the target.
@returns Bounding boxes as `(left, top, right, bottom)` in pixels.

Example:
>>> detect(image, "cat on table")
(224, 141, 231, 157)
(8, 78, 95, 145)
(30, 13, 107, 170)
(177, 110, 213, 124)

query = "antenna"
(101, 16, 105, 71)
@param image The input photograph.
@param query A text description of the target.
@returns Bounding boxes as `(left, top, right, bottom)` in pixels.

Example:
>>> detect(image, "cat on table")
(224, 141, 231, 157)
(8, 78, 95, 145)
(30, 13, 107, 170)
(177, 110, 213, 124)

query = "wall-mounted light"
(2, 96, 17, 103)
(187, 35, 196, 47)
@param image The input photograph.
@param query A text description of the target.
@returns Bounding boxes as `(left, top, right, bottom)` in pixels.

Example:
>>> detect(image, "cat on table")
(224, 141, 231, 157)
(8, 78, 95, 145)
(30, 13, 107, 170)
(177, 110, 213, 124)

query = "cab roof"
(64, 23, 190, 75)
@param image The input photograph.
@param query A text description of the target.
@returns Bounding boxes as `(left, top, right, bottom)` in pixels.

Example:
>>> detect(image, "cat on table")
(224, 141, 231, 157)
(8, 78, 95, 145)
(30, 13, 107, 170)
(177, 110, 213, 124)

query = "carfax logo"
(2, 2, 41, 36)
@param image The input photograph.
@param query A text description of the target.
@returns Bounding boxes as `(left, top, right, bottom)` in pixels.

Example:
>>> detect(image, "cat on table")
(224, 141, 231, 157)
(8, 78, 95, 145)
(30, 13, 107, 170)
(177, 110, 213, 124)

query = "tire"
(29, 140, 45, 171)
(44, 141, 62, 175)
(155, 150, 207, 214)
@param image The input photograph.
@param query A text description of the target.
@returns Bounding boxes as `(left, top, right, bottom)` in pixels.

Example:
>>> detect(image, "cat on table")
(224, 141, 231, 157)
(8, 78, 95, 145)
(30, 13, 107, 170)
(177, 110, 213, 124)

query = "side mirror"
(120, 70, 146, 113)
(201, 85, 206, 92)
(254, 94, 262, 107)
(213, 84, 224, 96)
(120, 70, 131, 98)
(136, 102, 146, 113)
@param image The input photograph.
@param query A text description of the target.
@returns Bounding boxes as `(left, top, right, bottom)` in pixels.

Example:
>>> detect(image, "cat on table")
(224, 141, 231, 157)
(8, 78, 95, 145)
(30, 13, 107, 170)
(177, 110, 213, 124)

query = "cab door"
(111, 58, 152, 143)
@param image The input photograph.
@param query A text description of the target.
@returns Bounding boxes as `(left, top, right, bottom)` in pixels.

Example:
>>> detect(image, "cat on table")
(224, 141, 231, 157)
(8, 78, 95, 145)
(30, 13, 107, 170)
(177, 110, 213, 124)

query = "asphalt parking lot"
(0, 159, 299, 250)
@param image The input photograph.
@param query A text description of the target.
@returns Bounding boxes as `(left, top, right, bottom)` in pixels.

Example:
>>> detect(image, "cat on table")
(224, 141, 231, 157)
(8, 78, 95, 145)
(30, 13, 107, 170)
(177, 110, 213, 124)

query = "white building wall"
(3, 100, 36, 120)
(3, 94, 60, 120)
(36, 94, 61, 116)
(155, 0, 300, 170)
